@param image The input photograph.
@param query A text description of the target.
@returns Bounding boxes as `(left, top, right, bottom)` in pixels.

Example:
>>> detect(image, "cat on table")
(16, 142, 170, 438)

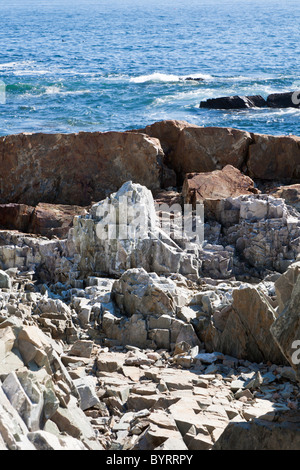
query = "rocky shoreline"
(1, 120, 300, 451)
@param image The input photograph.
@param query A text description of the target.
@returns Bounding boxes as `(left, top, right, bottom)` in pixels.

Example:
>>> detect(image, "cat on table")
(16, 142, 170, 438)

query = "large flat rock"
(173, 126, 252, 181)
(248, 133, 300, 180)
(0, 131, 165, 206)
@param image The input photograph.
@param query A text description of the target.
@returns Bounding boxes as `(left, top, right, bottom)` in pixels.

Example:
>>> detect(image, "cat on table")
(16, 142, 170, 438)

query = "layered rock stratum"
(0, 120, 300, 451)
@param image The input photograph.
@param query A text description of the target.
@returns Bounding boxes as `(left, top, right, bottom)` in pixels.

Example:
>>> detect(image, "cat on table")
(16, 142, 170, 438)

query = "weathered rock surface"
(271, 265, 300, 381)
(0, 321, 103, 450)
(213, 194, 300, 274)
(153, 189, 182, 208)
(0, 203, 87, 239)
(106, 268, 202, 350)
(1, 119, 300, 451)
(0, 131, 165, 206)
(0, 230, 75, 284)
(213, 411, 300, 450)
(270, 184, 300, 212)
(131, 119, 194, 186)
(274, 261, 300, 314)
(30, 203, 88, 239)
(182, 165, 258, 208)
(134, 120, 300, 183)
(0, 204, 34, 233)
(173, 126, 252, 181)
(73, 181, 201, 278)
(248, 133, 300, 180)
(1, 121, 300, 216)
(197, 285, 286, 364)
(0, 219, 299, 451)
(132, 119, 193, 161)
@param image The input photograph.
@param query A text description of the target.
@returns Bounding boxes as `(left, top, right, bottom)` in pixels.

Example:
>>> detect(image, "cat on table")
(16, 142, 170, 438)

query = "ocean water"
(0, 0, 299, 137)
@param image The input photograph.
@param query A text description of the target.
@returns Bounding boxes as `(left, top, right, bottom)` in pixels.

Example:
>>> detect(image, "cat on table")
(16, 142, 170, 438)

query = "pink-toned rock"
(173, 126, 252, 181)
(29, 203, 88, 238)
(0, 202, 87, 239)
(131, 120, 191, 187)
(133, 119, 194, 157)
(248, 134, 300, 180)
(0, 131, 165, 206)
(182, 165, 258, 207)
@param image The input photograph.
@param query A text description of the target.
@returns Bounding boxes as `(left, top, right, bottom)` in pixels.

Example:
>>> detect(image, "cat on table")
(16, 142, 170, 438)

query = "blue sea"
(0, 0, 299, 137)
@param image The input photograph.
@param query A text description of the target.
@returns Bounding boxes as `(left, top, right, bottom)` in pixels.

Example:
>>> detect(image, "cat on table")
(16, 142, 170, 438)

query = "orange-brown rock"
(29, 203, 88, 238)
(173, 127, 252, 182)
(133, 119, 194, 157)
(131, 120, 192, 186)
(182, 165, 258, 208)
(0, 131, 165, 206)
(248, 134, 300, 180)
(0, 202, 87, 238)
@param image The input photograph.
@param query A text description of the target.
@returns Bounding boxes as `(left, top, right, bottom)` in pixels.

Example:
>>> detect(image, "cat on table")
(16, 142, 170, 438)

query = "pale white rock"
(73, 376, 101, 411)
(2, 371, 44, 432)
(112, 268, 180, 318)
(195, 352, 223, 364)
(68, 340, 94, 358)
(0, 232, 74, 285)
(27, 430, 87, 450)
(72, 181, 200, 277)
(16, 367, 59, 421)
(0, 383, 35, 450)
(0, 327, 16, 363)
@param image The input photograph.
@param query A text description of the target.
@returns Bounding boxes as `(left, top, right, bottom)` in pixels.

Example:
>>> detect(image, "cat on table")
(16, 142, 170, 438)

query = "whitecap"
(130, 72, 212, 84)
(153, 89, 207, 106)
(0, 60, 35, 70)
(42, 87, 92, 97)
(130, 73, 181, 83)
(45, 86, 62, 95)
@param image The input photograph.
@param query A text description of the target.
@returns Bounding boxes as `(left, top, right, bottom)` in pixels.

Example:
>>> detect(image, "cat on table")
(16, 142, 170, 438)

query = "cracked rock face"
(1, 126, 300, 451)
(197, 285, 286, 365)
(271, 263, 300, 382)
(248, 133, 300, 180)
(0, 132, 165, 206)
(202, 194, 300, 276)
(182, 165, 259, 208)
(73, 181, 201, 278)
(172, 126, 252, 181)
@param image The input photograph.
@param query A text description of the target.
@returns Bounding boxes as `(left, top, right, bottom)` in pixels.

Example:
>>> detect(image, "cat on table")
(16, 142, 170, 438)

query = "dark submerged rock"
(200, 95, 266, 109)
(266, 91, 300, 108)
